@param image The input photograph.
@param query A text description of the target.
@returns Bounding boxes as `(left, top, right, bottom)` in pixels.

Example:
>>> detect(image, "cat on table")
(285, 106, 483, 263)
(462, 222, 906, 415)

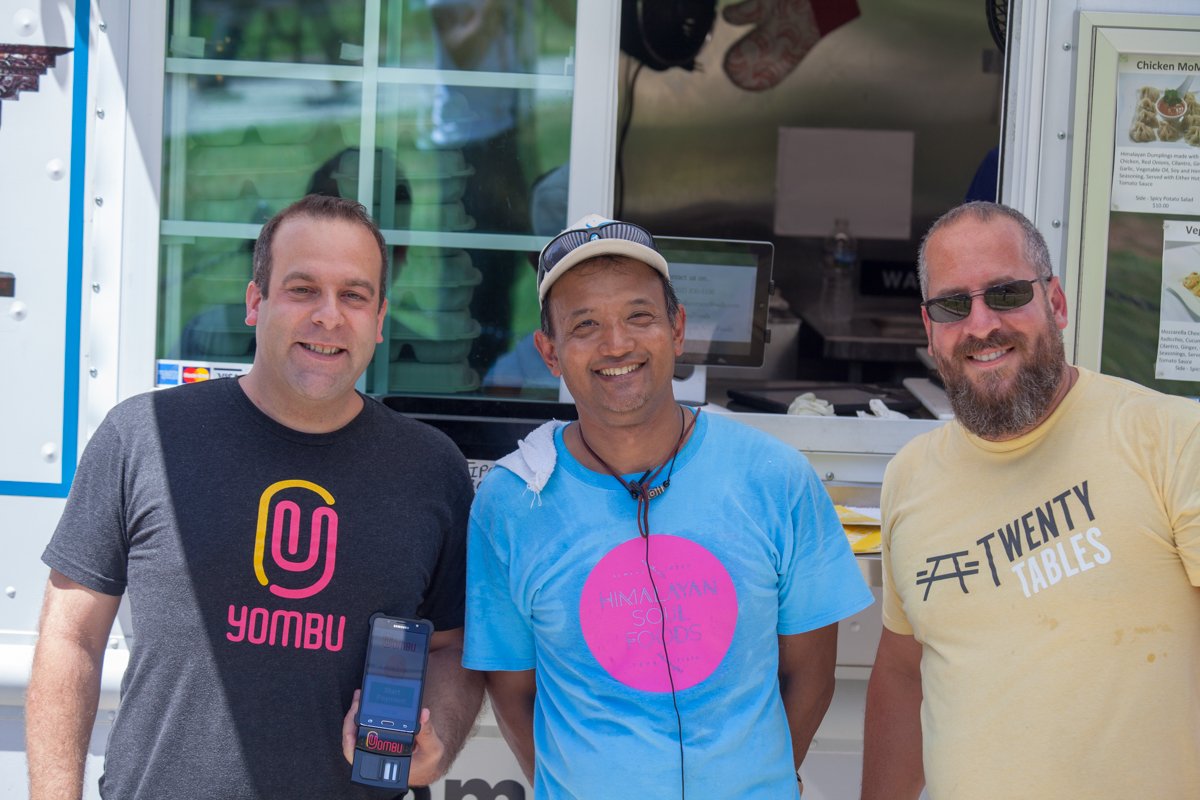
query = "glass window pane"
(158, 0, 578, 400)
(174, 0, 366, 64)
(158, 237, 255, 363)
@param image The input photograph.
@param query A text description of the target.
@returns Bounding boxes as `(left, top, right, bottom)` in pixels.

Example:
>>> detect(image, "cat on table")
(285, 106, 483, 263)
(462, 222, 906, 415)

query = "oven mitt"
(722, 0, 861, 92)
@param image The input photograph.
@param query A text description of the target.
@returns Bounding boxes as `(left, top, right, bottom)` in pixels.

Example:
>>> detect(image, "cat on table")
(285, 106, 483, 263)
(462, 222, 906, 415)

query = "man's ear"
(245, 281, 263, 326)
(672, 304, 687, 357)
(1047, 276, 1069, 331)
(374, 298, 388, 344)
(533, 330, 562, 377)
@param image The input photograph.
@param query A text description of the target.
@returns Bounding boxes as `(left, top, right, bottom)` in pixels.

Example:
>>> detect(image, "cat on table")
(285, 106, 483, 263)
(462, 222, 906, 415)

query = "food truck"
(2, 1, 1198, 797)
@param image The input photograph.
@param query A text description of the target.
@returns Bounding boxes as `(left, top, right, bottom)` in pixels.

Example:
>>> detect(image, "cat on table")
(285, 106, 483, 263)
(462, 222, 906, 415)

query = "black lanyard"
(577, 406, 698, 538)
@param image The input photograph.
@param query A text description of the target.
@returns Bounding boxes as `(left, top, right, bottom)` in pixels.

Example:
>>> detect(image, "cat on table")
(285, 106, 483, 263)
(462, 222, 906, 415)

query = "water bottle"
(821, 218, 857, 322)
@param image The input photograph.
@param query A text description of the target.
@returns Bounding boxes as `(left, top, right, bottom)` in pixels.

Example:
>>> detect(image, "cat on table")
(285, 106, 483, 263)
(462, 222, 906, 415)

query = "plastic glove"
(787, 392, 835, 416)
(855, 398, 908, 420)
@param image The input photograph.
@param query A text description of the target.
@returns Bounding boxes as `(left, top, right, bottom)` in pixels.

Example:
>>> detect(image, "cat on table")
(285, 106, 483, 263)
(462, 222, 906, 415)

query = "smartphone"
(351, 614, 433, 790)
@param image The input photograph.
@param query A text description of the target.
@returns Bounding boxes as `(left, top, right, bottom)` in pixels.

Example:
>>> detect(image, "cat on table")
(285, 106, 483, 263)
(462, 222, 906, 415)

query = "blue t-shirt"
(464, 411, 873, 798)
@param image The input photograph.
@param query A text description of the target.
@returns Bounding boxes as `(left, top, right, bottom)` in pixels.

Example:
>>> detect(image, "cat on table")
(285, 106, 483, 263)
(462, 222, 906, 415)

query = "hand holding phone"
(350, 614, 433, 790)
(344, 695, 451, 784)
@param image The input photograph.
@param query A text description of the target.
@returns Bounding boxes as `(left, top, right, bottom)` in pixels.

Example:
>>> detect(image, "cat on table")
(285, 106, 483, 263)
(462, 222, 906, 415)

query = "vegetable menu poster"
(1154, 221, 1200, 381)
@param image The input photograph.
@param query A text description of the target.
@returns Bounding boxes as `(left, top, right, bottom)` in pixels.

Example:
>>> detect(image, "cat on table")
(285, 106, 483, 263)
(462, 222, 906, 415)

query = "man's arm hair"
(484, 669, 536, 783)
(861, 628, 925, 800)
(413, 626, 484, 784)
(27, 570, 121, 800)
(778, 626, 838, 781)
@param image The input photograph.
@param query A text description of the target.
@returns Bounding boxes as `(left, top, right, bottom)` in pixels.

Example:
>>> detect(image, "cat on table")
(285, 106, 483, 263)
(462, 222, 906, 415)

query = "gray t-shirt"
(44, 378, 472, 799)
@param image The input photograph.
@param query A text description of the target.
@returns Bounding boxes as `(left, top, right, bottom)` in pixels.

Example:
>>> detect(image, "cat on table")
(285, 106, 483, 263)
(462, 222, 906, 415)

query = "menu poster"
(1154, 220, 1200, 381)
(1111, 56, 1200, 215)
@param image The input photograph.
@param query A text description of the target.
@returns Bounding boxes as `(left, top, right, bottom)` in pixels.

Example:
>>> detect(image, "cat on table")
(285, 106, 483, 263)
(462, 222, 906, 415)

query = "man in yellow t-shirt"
(862, 201, 1200, 799)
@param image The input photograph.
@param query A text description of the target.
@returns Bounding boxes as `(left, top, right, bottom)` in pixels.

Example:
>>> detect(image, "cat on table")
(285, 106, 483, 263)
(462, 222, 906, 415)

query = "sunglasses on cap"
(922, 277, 1051, 323)
(536, 220, 657, 288)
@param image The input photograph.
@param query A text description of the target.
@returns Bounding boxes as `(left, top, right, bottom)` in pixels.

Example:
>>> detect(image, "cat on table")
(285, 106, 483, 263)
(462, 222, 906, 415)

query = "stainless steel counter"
(798, 300, 929, 364)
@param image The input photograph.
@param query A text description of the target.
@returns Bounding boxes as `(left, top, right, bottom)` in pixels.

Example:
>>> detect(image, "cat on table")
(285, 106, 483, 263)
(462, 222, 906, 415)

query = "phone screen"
(359, 617, 429, 733)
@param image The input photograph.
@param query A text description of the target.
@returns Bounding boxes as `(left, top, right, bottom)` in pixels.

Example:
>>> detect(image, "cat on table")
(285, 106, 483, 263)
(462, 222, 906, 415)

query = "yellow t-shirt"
(881, 368, 1200, 799)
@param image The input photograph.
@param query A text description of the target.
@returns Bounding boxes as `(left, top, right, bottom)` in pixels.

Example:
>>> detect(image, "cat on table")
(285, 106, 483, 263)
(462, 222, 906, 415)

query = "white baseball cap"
(536, 214, 671, 307)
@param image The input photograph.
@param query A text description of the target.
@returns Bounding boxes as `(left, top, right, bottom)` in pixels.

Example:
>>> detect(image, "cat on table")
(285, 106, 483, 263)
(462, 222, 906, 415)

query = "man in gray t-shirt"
(26, 195, 482, 799)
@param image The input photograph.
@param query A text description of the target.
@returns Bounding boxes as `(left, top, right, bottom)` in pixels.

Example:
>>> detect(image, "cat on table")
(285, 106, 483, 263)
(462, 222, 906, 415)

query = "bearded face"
(932, 299, 1067, 440)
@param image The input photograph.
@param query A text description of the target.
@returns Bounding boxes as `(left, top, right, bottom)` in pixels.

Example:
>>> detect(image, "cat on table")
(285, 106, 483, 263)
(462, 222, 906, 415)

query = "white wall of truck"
(4, 0, 1197, 798)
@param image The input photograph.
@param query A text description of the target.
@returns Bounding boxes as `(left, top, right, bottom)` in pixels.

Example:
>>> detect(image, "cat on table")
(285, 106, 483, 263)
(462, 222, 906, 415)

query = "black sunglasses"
(922, 277, 1051, 323)
(536, 221, 657, 287)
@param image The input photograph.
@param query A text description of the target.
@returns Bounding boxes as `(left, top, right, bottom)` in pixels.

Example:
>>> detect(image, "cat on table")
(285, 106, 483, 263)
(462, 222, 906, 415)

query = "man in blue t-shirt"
(464, 214, 873, 798)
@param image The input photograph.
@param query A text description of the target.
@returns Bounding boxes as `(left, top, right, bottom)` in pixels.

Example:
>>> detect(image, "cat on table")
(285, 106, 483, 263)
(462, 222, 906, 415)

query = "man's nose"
(311, 294, 344, 328)
(598, 321, 635, 355)
(957, 293, 1004, 335)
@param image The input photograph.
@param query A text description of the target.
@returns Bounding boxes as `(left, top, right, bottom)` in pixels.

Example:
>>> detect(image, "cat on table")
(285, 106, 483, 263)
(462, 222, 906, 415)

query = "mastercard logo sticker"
(182, 366, 211, 383)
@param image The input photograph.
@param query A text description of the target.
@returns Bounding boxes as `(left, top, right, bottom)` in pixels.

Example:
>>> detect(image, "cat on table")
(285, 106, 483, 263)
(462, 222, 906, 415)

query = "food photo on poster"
(1154, 220, 1200, 381)
(1127, 82, 1198, 146)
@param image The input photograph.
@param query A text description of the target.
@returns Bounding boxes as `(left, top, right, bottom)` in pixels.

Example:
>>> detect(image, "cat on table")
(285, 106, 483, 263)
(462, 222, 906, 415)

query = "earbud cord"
(577, 406, 697, 538)
(576, 405, 698, 799)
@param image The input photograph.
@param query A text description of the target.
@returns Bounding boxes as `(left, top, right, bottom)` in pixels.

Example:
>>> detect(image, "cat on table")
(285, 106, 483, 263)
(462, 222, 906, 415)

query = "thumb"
(723, 0, 769, 26)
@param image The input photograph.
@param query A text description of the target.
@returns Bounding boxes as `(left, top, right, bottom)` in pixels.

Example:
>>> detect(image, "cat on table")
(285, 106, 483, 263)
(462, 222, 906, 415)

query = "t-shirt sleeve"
(777, 456, 874, 634)
(1170, 420, 1200, 587)
(463, 500, 535, 670)
(41, 413, 130, 596)
(416, 456, 474, 631)
(879, 455, 914, 635)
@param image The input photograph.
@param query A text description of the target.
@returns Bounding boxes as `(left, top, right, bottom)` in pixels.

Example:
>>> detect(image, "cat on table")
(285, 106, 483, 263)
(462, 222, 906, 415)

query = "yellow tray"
(844, 525, 881, 554)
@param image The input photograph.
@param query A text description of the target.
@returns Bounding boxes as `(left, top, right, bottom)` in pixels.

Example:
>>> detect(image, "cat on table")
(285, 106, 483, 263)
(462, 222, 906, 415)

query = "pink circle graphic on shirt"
(578, 534, 738, 692)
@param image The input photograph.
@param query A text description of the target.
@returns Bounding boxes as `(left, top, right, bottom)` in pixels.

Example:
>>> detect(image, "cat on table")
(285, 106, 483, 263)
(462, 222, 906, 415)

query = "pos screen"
(359, 617, 429, 733)
(656, 236, 774, 367)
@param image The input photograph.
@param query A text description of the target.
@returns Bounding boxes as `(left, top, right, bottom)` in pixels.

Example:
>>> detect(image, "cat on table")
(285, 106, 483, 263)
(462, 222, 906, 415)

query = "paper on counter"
(774, 127, 914, 239)
(835, 505, 881, 526)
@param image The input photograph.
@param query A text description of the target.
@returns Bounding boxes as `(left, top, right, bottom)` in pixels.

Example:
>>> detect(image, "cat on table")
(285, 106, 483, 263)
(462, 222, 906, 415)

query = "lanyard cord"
(576, 404, 699, 800)
(577, 406, 698, 538)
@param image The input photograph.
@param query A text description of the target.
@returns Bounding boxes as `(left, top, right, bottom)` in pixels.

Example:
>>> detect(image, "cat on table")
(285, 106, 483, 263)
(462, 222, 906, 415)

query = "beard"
(933, 314, 1067, 440)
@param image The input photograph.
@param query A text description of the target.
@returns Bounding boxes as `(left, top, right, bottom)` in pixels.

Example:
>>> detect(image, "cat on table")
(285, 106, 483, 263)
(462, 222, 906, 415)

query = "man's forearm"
(778, 628, 838, 773)
(26, 637, 105, 800)
(780, 667, 835, 770)
(484, 671, 535, 783)
(422, 644, 484, 770)
(861, 665, 925, 800)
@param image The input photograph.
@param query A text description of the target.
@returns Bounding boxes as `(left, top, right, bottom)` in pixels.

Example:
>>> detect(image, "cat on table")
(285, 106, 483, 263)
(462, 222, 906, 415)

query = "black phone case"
(350, 613, 432, 790)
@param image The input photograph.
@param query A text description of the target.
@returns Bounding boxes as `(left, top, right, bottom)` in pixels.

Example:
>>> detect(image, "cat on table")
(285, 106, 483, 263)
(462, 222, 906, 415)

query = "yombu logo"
(364, 731, 411, 755)
(227, 479, 346, 652)
(253, 479, 338, 599)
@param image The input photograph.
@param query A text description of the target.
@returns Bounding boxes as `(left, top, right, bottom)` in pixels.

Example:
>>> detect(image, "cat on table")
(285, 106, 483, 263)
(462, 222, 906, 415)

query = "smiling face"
(534, 257, 685, 430)
(241, 215, 387, 431)
(922, 214, 1070, 440)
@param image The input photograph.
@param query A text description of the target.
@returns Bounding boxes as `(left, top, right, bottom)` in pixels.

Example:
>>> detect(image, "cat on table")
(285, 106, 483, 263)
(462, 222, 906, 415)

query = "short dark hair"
(539, 255, 681, 337)
(252, 195, 390, 308)
(917, 201, 1054, 299)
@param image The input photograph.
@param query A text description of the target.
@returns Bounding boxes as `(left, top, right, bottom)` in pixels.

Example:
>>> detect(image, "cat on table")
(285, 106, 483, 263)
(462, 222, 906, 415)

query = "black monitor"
(656, 236, 773, 367)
